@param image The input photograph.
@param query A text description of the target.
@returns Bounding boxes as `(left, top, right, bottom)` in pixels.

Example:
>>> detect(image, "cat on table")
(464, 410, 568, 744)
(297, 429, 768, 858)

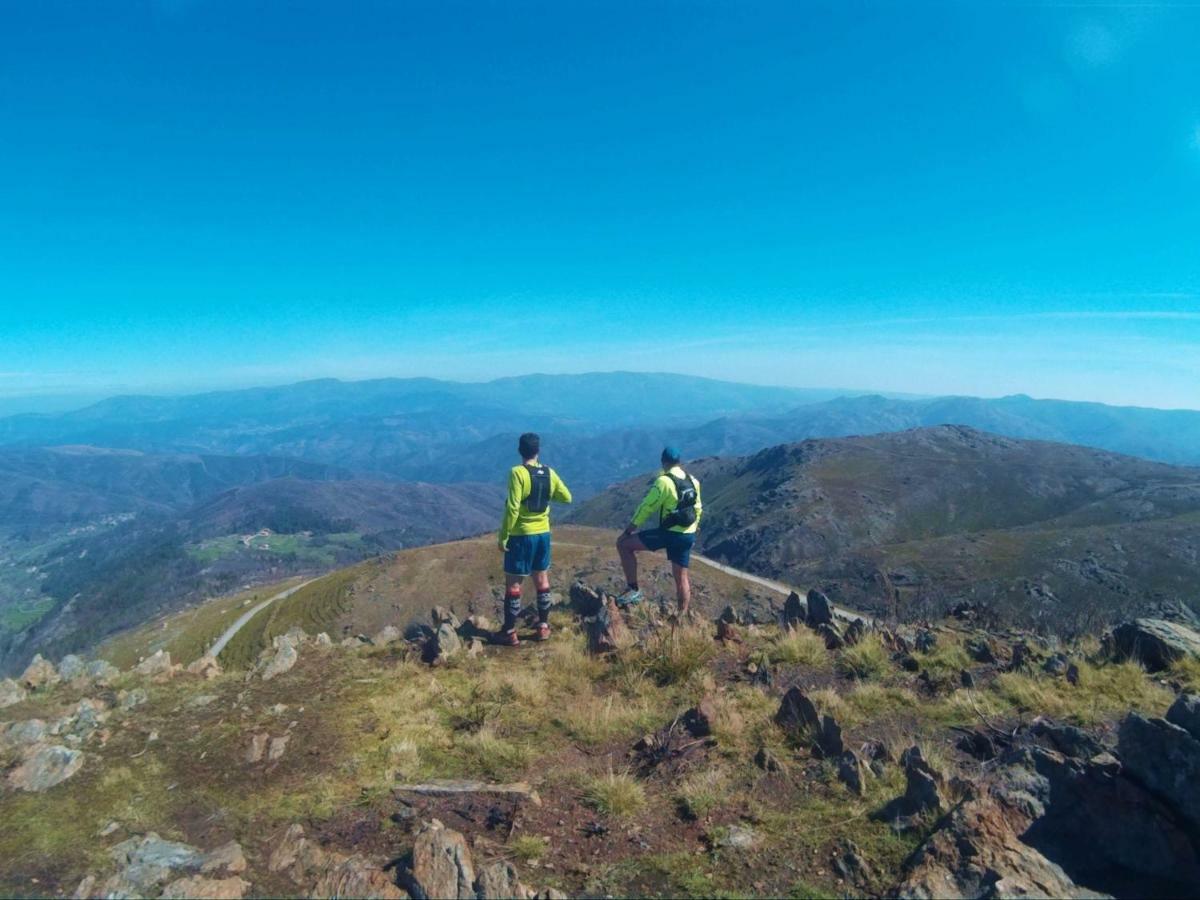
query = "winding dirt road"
(209, 578, 318, 658)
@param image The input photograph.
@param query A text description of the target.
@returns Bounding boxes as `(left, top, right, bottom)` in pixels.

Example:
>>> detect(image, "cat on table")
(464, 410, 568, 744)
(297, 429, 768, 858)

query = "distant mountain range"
(572, 425, 1200, 633)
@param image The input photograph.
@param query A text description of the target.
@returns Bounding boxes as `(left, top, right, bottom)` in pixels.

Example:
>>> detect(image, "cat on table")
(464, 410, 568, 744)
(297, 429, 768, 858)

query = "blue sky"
(1, 1, 1198, 411)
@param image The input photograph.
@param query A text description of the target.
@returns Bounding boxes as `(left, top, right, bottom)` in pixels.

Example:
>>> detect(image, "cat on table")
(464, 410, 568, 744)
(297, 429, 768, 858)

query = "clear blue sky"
(1, 1, 1198, 410)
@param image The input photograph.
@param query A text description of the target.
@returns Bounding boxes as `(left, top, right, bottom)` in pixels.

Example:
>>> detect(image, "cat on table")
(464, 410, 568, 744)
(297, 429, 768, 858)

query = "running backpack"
(523, 464, 552, 513)
(660, 471, 698, 529)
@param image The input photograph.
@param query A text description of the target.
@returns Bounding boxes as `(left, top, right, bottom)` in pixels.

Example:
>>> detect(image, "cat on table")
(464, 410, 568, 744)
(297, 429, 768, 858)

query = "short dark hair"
(518, 432, 540, 460)
(661, 445, 682, 466)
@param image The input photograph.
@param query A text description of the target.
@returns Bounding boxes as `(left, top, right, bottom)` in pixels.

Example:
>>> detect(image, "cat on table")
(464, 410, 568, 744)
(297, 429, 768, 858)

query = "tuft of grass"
(767, 628, 829, 668)
(993, 660, 1172, 725)
(1171, 656, 1200, 693)
(584, 767, 647, 819)
(843, 683, 920, 725)
(836, 635, 890, 681)
(455, 726, 533, 781)
(642, 626, 717, 687)
(673, 765, 729, 820)
(507, 834, 548, 862)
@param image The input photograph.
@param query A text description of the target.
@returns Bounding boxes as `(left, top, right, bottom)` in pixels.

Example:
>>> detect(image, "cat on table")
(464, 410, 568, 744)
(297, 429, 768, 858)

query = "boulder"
(85, 659, 120, 686)
(806, 589, 833, 627)
(260, 641, 298, 680)
(3, 718, 48, 748)
(832, 839, 874, 885)
(282, 626, 309, 646)
(1118, 712, 1200, 831)
(405, 820, 475, 900)
(434, 622, 462, 661)
(587, 597, 634, 654)
(569, 580, 604, 615)
(246, 733, 269, 764)
(160, 876, 250, 899)
(843, 618, 866, 647)
(965, 638, 996, 664)
(474, 861, 529, 900)
(311, 856, 406, 899)
(268, 734, 290, 762)
(8, 745, 84, 791)
(269, 824, 331, 882)
(774, 686, 843, 758)
(21, 654, 60, 689)
(873, 746, 943, 829)
(715, 824, 758, 851)
(0, 678, 28, 708)
(314, 632, 333, 648)
(717, 604, 741, 625)
(373, 625, 402, 646)
(1106, 618, 1200, 671)
(915, 630, 937, 653)
(134, 650, 176, 679)
(186, 656, 222, 679)
(1029, 719, 1105, 760)
(1042, 653, 1069, 676)
(682, 697, 717, 738)
(58, 654, 86, 681)
(783, 591, 806, 627)
(201, 841, 247, 875)
(816, 622, 843, 650)
(432, 606, 462, 630)
(837, 749, 866, 796)
(119, 687, 148, 710)
(1166, 693, 1200, 740)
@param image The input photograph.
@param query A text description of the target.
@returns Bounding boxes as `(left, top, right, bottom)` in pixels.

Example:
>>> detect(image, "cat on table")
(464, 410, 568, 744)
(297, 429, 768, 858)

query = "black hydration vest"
(523, 464, 552, 513)
(660, 470, 698, 529)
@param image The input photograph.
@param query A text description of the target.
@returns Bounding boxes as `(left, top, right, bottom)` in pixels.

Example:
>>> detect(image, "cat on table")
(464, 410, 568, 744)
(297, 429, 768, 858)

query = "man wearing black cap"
(615, 446, 702, 616)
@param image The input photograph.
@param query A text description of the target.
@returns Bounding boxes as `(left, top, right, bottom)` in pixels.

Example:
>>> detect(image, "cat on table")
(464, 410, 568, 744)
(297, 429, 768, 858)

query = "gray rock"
(282, 625, 309, 646)
(8, 745, 85, 791)
(268, 734, 289, 762)
(200, 841, 247, 874)
(715, 824, 758, 850)
(134, 650, 175, 678)
(1107, 618, 1200, 671)
(843, 618, 866, 647)
(58, 654, 86, 681)
(0, 677, 27, 708)
(873, 745, 943, 829)
(314, 632, 333, 648)
(260, 641, 298, 680)
(816, 622, 844, 650)
(806, 589, 833, 626)
(312, 855, 405, 899)
(474, 860, 528, 899)
(246, 733, 269, 763)
(434, 622, 462, 660)
(1030, 719, 1105, 759)
(21, 653, 60, 689)
(783, 591, 806, 627)
(587, 597, 634, 654)
(111, 833, 205, 872)
(774, 686, 843, 758)
(965, 637, 996, 664)
(1118, 712, 1200, 831)
(373, 625, 402, 646)
(2, 718, 47, 747)
(717, 604, 741, 625)
(405, 820, 475, 899)
(837, 750, 866, 796)
(119, 688, 148, 710)
(1167, 693, 1200, 741)
(160, 875, 250, 899)
(915, 630, 938, 653)
(85, 659, 120, 685)
(432, 606, 462, 629)
(1042, 653, 1070, 676)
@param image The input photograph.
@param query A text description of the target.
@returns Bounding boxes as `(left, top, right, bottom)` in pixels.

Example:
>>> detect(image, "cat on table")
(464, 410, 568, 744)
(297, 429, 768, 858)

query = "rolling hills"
(571, 426, 1200, 634)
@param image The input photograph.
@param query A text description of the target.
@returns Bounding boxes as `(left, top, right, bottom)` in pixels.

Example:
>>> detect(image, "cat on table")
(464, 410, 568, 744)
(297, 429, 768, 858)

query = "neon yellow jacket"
(498, 462, 572, 546)
(631, 465, 702, 534)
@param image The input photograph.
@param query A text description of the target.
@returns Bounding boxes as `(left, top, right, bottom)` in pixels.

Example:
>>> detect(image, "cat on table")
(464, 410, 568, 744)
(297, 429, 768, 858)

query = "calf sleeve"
(504, 584, 522, 631)
(536, 590, 552, 624)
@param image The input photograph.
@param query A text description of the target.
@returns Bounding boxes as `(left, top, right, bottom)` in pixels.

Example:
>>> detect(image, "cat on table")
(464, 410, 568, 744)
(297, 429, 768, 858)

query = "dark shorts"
(504, 532, 552, 576)
(637, 528, 696, 568)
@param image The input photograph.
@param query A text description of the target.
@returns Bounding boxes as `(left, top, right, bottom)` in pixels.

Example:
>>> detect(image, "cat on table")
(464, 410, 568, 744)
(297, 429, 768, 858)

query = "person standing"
(496, 432, 572, 645)
(615, 446, 702, 616)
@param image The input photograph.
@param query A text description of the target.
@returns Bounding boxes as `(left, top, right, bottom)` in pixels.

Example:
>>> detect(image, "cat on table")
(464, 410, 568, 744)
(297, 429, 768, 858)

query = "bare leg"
(532, 570, 550, 593)
(616, 532, 647, 586)
(672, 564, 691, 615)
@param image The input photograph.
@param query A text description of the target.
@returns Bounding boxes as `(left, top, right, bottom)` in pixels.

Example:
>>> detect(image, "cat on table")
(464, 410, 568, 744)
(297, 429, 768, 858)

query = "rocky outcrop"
(186, 655, 222, 679)
(1118, 709, 1200, 832)
(474, 860, 529, 900)
(405, 819, 475, 899)
(21, 653, 60, 689)
(433, 622, 462, 662)
(85, 659, 120, 686)
(805, 589, 832, 626)
(269, 823, 404, 898)
(57, 654, 86, 681)
(159, 875, 250, 899)
(774, 686, 843, 758)
(873, 746, 944, 831)
(134, 650, 178, 680)
(588, 597, 634, 654)
(0, 677, 27, 708)
(81, 834, 250, 899)
(7, 744, 84, 791)
(373, 625, 402, 646)
(1106, 617, 1200, 671)
(782, 591, 806, 627)
(259, 640, 298, 681)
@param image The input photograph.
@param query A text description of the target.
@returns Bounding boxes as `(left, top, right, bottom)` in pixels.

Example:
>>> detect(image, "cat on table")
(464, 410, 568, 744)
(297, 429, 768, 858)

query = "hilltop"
(572, 426, 1200, 635)
(3, 529, 1200, 898)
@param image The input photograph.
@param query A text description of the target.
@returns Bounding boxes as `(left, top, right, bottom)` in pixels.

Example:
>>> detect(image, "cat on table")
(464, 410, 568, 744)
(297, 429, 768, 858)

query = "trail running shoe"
(493, 629, 520, 647)
(535, 622, 551, 641)
(615, 589, 643, 608)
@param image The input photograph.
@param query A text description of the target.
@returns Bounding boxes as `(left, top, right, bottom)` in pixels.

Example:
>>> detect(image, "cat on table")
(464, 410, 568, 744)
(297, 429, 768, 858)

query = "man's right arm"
(498, 467, 522, 548)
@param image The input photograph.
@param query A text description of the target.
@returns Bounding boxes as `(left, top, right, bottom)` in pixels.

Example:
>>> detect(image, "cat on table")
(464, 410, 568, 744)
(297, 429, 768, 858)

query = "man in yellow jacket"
(615, 446, 702, 616)
(496, 432, 572, 645)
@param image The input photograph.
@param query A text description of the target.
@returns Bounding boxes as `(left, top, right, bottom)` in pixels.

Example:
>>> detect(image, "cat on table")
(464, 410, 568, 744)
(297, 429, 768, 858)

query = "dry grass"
(767, 629, 829, 668)
(584, 768, 647, 819)
(992, 661, 1172, 725)
(836, 635, 890, 681)
(639, 625, 717, 687)
(673, 765, 730, 820)
(1170, 656, 1200, 693)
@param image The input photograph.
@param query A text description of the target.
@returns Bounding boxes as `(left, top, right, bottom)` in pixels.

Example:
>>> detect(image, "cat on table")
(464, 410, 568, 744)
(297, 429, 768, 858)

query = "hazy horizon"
(3, 3, 1198, 410)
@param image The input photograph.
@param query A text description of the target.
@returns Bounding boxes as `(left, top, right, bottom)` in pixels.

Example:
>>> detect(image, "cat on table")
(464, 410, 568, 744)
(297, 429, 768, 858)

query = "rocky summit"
(3, 531, 1200, 898)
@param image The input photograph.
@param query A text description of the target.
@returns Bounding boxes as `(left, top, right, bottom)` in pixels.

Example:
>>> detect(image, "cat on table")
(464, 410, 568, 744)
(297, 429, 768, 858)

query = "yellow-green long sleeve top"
(498, 463, 573, 544)
(631, 465, 702, 533)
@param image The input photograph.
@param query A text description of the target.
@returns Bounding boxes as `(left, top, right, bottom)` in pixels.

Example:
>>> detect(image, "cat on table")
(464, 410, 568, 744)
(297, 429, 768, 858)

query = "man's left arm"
(550, 469, 572, 504)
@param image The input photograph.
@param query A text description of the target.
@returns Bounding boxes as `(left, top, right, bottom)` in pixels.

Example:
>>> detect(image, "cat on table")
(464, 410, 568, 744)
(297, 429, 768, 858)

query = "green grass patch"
(835, 635, 890, 680)
(584, 769, 646, 819)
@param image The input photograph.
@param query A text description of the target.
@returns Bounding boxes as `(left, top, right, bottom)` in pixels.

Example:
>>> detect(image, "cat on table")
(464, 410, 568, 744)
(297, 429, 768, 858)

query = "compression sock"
(504, 584, 522, 632)
(626, 582, 638, 591)
(536, 590, 552, 624)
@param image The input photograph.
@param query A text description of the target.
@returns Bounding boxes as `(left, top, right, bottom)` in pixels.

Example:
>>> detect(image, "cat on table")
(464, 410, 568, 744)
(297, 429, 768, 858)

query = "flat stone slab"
(395, 779, 541, 805)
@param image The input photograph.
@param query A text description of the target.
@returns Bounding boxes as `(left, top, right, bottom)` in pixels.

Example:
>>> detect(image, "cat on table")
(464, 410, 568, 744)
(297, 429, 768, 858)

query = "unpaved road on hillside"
(209, 579, 318, 658)
(691, 553, 875, 624)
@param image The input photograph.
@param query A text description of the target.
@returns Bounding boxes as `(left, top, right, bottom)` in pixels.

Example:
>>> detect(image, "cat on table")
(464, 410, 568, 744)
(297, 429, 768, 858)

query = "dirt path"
(691, 553, 875, 624)
(209, 579, 318, 657)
